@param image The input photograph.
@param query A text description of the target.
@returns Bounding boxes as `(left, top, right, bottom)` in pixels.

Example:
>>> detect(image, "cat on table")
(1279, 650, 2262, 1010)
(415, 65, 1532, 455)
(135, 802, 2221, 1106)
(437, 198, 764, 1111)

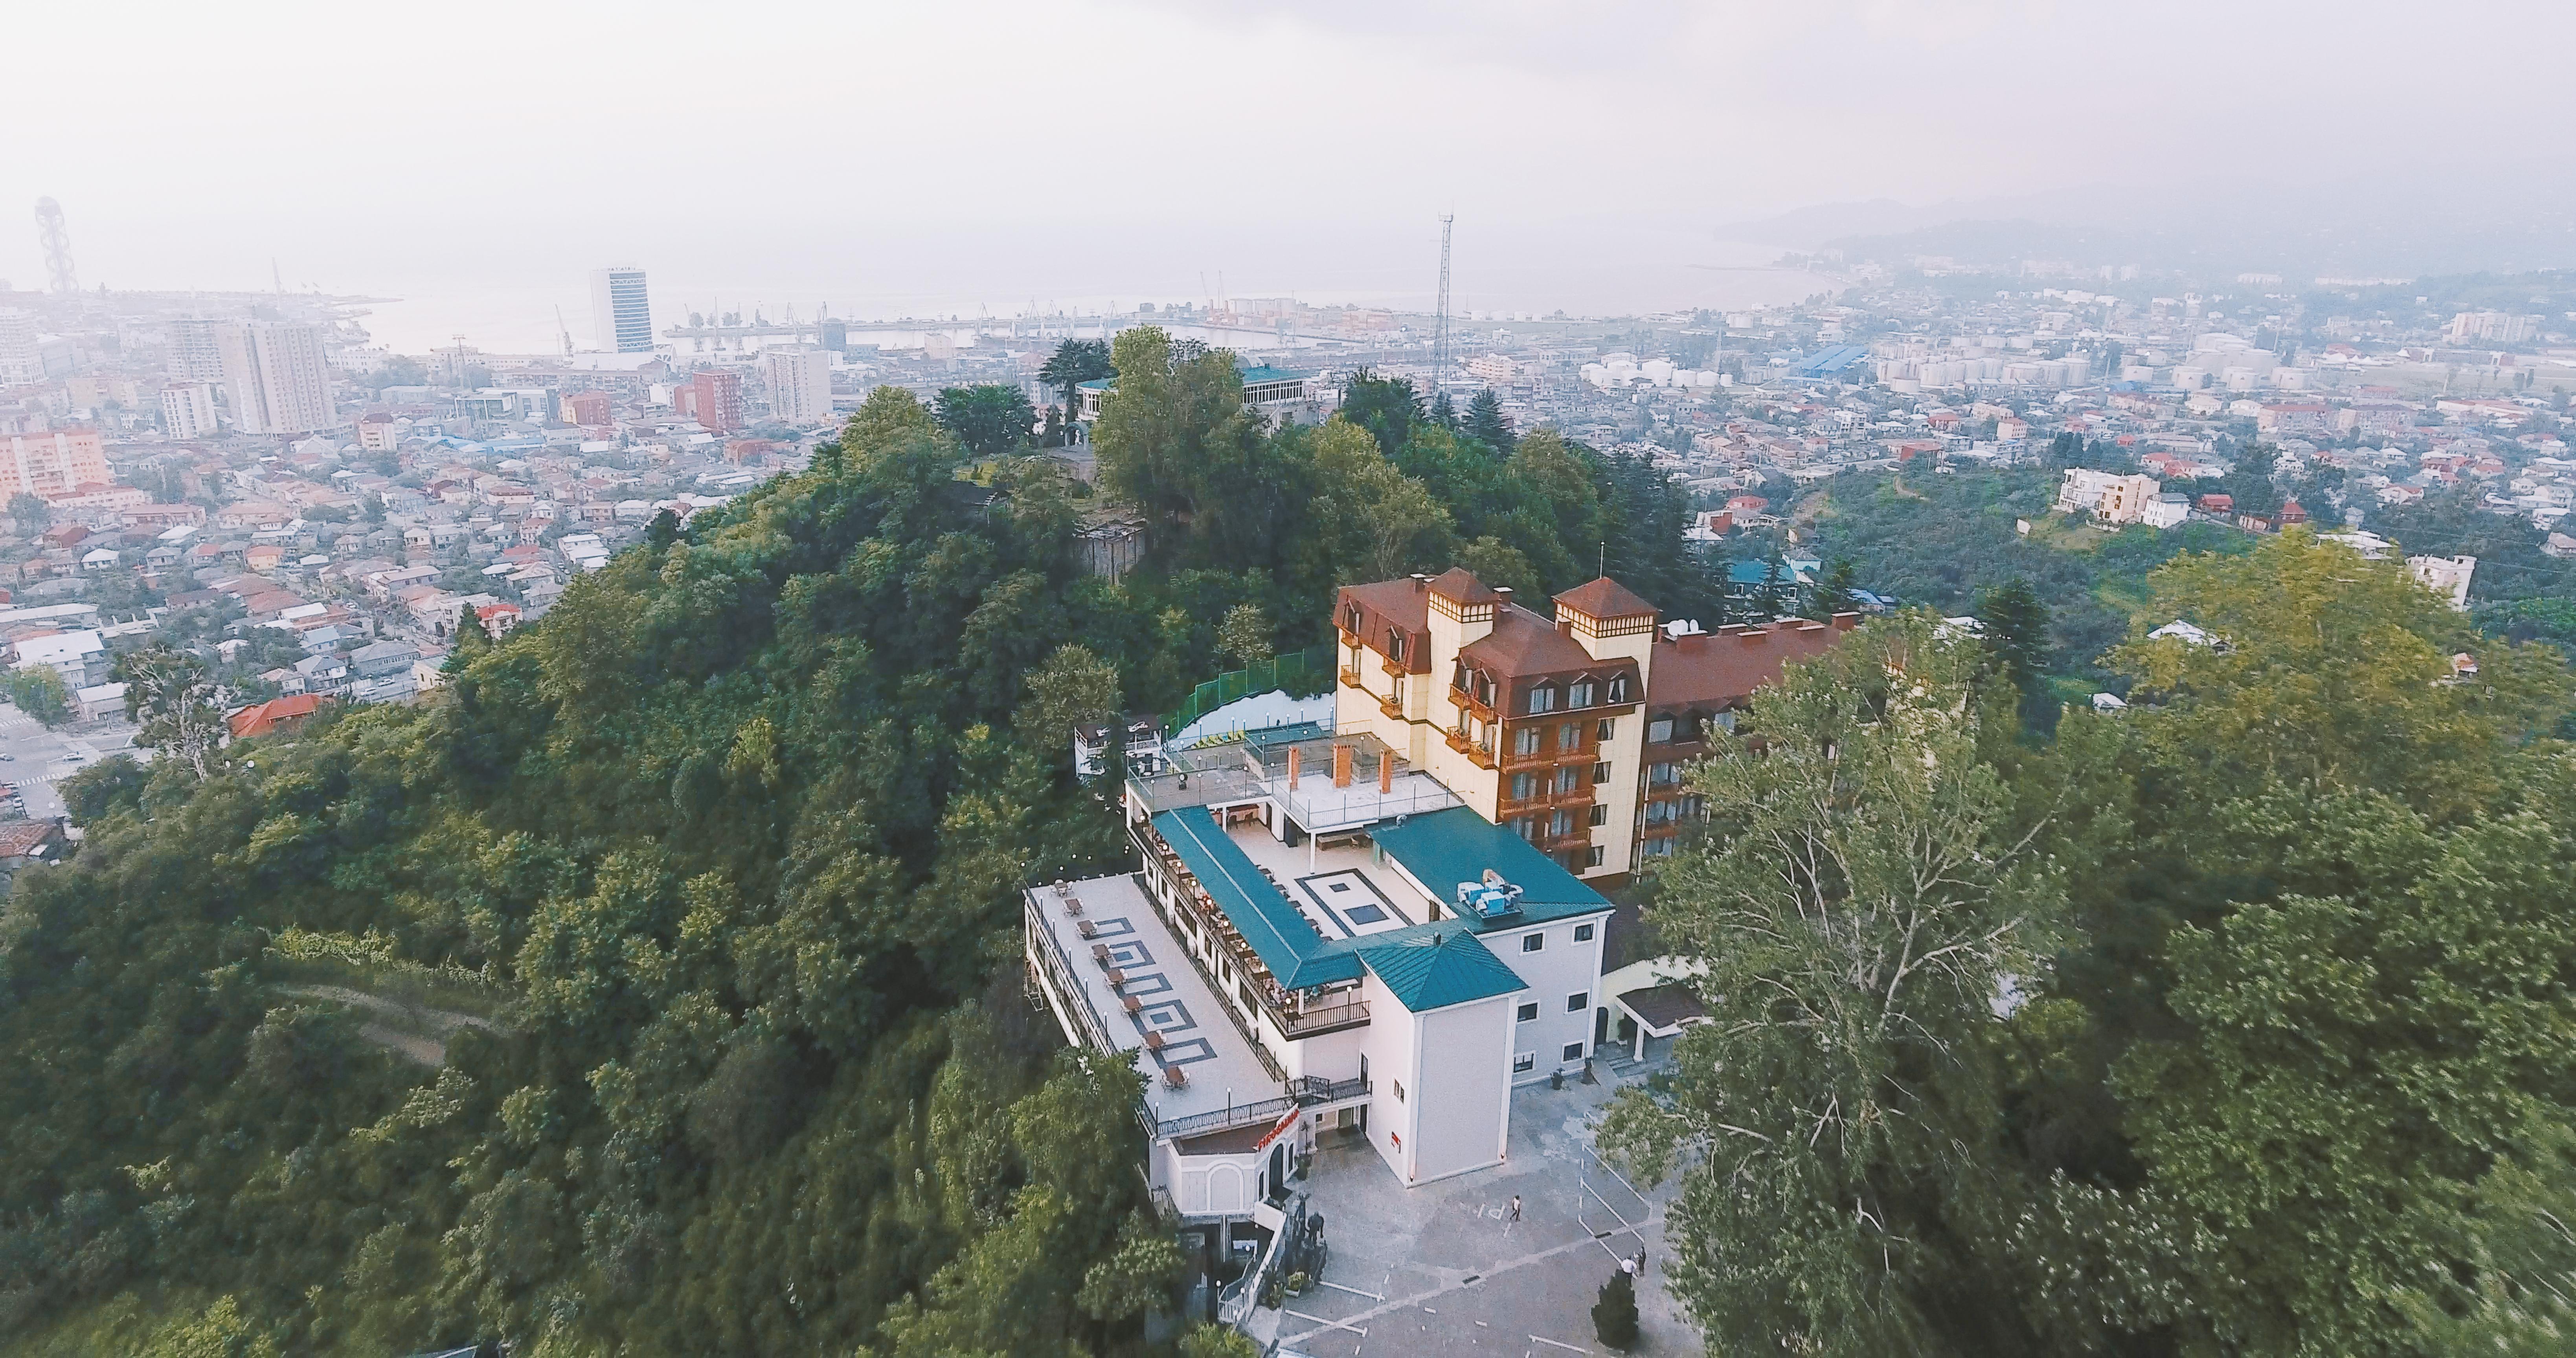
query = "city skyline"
(7, 2, 2574, 342)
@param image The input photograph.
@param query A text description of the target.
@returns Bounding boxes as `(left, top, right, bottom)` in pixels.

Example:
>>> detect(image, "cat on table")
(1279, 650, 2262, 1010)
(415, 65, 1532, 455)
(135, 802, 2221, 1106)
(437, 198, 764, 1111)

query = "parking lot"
(1252, 1061, 1694, 1358)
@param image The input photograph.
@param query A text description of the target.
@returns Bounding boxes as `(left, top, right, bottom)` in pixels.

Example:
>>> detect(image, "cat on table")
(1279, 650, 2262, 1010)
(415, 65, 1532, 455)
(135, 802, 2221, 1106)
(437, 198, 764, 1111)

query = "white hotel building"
(1025, 570, 1848, 1254)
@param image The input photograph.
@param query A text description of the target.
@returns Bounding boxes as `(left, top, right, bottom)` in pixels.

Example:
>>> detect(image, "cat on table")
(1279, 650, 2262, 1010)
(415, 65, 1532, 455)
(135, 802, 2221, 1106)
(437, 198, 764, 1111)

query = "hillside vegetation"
(0, 338, 1709, 1358)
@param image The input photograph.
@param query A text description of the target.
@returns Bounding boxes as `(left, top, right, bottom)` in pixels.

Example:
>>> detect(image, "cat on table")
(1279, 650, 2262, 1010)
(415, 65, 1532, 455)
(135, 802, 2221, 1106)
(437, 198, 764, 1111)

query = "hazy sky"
(8, 1, 2573, 347)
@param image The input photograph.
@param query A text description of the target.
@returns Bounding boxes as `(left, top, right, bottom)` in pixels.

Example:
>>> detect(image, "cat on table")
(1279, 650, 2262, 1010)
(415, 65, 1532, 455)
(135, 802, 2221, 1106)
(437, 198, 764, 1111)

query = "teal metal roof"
(1367, 808, 1613, 932)
(1355, 922, 1526, 1011)
(1152, 808, 1361, 988)
(1238, 365, 1314, 385)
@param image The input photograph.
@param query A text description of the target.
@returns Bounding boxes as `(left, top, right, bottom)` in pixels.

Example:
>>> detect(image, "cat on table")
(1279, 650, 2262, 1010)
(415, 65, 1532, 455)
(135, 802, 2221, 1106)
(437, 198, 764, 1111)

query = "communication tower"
(1431, 214, 1454, 392)
(34, 198, 76, 294)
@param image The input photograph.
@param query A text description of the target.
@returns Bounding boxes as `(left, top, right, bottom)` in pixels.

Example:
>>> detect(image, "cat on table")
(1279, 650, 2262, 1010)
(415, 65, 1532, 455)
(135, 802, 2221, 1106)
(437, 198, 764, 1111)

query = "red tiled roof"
(1425, 567, 1501, 607)
(1645, 618, 1853, 710)
(0, 819, 63, 858)
(230, 694, 329, 739)
(1552, 576, 1658, 622)
(1460, 604, 1609, 678)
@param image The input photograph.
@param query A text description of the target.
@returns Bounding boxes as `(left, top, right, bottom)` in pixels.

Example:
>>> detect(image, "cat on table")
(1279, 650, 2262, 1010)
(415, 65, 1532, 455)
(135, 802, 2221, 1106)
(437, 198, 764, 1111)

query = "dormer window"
(1607, 675, 1630, 703)
(1452, 662, 1470, 692)
(1568, 679, 1596, 708)
(1387, 629, 1407, 662)
(1527, 685, 1557, 714)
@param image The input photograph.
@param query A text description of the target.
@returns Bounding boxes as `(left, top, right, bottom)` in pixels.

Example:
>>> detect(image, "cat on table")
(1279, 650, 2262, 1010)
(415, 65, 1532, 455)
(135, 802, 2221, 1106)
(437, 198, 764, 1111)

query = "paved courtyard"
(1249, 1055, 1695, 1358)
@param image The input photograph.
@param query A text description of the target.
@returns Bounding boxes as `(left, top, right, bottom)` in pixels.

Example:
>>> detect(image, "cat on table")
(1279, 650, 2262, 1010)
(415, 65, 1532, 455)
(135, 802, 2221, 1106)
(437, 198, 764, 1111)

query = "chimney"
(1740, 627, 1769, 645)
(1380, 750, 1394, 793)
(1332, 743, 1352, 788)
(1286, 746, 1301, 786)
(1831, 611, 1861, 631)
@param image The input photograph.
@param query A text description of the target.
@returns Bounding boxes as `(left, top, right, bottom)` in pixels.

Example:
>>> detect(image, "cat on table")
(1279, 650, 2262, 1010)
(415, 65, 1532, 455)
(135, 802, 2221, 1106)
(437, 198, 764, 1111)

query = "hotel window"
(1589, 803, 1608, 827)
(1511, 816, 1539, 842)
(1452, 662, 1470, 691)
(1650, 762, 1679, 787)
(1522, 932, 1545, 953)
(1568, 679, 1595, 708)
(1587, 845, 1607, 867)
(1554, 766, 1580, 795)
(1714, 711, 1738, 733)
(1648, 716, 1674, 743)
(1558, 721, 1581, 750)
(1385, 629, 1407, 662)
(1517, 1001, 1539, 1022)
(1597, 718, 1616, 741)
(1567, 991, 1589, 1013)
(1527, 685, 1556, 714)
(1514, 727, 1542, 756)
(1574, 923, 1595, 943)
(1562, 1042, 1584, 1062)
(1592, 761, 1612, 785)
(1394, 1080, 1406, 1103)
(1549, 809, 1575, 837)
(1510, 773, 1538, 800)
(1607, 675, 1630, 703)
(1514, 1052, 1536, 1074)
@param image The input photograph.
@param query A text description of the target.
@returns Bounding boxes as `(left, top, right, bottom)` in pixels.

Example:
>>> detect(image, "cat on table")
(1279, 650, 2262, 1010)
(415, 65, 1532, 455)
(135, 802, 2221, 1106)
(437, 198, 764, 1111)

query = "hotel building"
(1024, 569, 1851, 1249)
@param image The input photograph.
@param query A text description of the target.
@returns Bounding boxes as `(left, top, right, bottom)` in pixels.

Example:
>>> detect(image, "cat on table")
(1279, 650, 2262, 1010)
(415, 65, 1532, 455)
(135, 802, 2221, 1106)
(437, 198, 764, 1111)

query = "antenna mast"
(1431, 213, 1454, 395)
(34, 198, 76, 294)
(555, 306, 573, 357)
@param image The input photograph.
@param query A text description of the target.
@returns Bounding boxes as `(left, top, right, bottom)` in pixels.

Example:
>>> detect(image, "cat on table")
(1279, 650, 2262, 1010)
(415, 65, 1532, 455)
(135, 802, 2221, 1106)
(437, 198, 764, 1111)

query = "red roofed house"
(230, 694, 331, 740)
(2197, 493, 2234, 515)
(475, 602, 522, 636)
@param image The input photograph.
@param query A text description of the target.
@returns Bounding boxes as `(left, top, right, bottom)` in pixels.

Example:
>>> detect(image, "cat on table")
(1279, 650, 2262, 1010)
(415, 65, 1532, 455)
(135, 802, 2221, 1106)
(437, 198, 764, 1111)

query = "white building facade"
(215, 321, 336, 436)
(160, 382, 219, 439)
(763, 346, 832, 424)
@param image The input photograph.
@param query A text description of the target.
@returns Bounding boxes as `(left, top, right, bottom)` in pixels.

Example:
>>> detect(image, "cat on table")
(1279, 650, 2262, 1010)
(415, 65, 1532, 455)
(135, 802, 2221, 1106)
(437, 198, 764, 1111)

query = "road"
(0, 701, 143, 822)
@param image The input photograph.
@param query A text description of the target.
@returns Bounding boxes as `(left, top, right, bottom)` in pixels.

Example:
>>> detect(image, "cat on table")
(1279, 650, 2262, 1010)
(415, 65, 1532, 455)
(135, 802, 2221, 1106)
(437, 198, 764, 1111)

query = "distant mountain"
(1719, 161, 2576, 283)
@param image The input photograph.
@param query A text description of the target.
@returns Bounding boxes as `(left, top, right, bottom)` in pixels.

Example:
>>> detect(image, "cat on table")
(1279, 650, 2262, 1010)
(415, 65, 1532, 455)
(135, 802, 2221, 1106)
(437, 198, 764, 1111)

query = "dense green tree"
(1036, 338, 1113, 426)
(112, 644, 228, 779)
(1808, 557, 1859, 620)
(934, 384, 1041, 460)
(1593, 1269, 1639, 1349)
(1216, 601, 1271, 668)
(1337, 368, 1421, 457)
(1299, 418, 1455, 585)
(6, 492, 45, 529)
(4, 663, 70, 727)
(57, 752, 150, 822)
(1975, 578, 2053, 727)
(1463, 388, 1514, 453)
(1603, 614, 2061, 1356)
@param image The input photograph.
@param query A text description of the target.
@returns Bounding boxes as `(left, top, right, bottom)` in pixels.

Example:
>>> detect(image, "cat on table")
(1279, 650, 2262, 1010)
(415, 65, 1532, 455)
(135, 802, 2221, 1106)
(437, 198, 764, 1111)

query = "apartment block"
(2, 428, 111, 500)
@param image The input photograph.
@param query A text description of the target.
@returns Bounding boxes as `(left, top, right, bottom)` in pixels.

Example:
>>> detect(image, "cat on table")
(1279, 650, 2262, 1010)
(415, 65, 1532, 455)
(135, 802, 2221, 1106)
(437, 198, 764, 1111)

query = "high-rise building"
(591, 266, 654, 353)
(2, 428, 111, 499)
(170, 316, 226, 382)
(563, 390, 612, 428)
(0, 309, 40, 385)
(763, 346, 832, 424)
(160, 382, 219, 439)
(214, 321, 336, 436)
(676, 369, 743, 433)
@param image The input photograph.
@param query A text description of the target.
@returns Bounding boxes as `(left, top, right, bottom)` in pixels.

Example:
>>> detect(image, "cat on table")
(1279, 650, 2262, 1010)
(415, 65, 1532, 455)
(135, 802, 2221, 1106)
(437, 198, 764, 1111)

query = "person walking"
(1508, 1194, 1522, 1223)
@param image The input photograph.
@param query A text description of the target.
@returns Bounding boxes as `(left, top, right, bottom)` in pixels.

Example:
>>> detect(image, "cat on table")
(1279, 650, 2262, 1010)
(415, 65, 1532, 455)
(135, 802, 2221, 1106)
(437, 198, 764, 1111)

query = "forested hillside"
(0, 334, 1707, 1357)
(1606, 531, 2576, 1356)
